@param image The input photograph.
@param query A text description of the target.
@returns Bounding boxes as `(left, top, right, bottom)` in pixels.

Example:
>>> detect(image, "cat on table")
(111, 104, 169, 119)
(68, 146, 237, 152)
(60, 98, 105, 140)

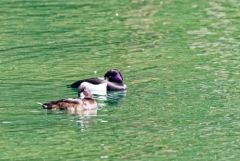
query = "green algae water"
(1, 0, 240, 160)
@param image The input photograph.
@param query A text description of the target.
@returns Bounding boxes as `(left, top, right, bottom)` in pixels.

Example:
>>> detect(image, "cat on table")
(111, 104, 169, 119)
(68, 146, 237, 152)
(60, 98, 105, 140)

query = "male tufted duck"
(69, 69, 127, 95)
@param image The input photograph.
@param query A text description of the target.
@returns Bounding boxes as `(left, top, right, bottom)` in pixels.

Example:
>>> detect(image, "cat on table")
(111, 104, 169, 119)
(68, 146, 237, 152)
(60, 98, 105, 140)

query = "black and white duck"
(69, 69, 127, 95)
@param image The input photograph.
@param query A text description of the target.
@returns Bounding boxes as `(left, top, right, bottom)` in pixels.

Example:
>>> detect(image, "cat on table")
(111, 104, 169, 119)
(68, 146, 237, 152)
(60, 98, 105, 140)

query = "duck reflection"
(92, 90, 127, 107)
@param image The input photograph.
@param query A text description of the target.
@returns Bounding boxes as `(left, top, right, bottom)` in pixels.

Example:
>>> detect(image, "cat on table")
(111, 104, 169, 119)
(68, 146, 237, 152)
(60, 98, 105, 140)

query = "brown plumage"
(40, 88, 97, 114)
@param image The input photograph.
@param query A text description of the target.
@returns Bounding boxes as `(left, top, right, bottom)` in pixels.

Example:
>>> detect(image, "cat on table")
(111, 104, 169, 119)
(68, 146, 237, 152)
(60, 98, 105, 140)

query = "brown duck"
(39, 88, 97, 114)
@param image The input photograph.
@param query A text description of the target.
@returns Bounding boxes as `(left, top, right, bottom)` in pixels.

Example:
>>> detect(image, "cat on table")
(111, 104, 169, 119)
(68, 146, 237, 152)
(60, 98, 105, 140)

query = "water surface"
(0, 0, 240, 160)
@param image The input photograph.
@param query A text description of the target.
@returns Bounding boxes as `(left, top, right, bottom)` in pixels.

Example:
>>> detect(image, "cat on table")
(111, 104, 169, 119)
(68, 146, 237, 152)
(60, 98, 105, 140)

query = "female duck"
(40, 87, 97, 114)
(69, 69, 127, 95)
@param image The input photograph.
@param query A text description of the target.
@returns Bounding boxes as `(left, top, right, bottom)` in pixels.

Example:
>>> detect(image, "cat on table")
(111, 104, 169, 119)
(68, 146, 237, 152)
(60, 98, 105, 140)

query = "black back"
(69, 77, 104, 88)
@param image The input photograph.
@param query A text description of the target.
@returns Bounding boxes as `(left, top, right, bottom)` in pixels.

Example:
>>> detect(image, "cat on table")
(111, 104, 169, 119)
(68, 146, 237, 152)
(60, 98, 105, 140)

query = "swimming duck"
(69, 69, 127, 95)
(40, 87, 97, 114)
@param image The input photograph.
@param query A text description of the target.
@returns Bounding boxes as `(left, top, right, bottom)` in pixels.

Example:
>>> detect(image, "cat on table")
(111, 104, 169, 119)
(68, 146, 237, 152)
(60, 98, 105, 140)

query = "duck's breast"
(82, 99, 97, 110)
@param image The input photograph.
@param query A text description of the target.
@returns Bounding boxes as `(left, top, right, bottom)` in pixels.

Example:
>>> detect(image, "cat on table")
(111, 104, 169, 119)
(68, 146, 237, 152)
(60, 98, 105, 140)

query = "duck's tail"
(37, 102, 48, 108)
(37, 102, 43, 106)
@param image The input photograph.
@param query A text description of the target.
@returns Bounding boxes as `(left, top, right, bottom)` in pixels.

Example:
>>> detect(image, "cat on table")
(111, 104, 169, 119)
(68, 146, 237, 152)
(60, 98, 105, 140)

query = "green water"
(1, 0, 240, 160)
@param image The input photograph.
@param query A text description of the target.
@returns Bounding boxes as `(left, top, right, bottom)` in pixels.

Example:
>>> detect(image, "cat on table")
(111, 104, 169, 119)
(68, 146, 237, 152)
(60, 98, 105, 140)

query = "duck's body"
(69, 69, 127, 94)
(41, 98, 96, 110)
(79, 81, 107, 96)
(40, 88, 97, 114)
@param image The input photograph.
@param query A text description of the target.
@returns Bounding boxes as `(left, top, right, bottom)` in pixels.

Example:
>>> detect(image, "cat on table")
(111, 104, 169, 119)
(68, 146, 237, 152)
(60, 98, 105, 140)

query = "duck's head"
(78, 86, 93, 99)
(104, 69, 123, 84)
